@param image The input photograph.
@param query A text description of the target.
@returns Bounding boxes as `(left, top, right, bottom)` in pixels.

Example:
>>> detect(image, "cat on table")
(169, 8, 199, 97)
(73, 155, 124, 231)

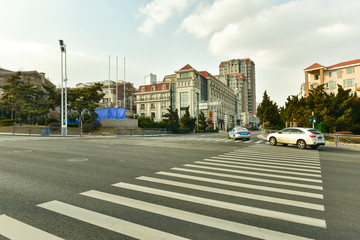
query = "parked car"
(267, 127, 325, 149)
(228, 127, 251, 140)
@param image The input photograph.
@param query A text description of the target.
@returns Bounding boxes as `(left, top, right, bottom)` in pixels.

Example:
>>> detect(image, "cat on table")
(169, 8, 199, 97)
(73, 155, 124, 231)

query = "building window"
(180, 72, 190, 78)
(151, 112, 155, 118)
(151, 103, 155, 109)
(140, 95, 144, 100)
(346, 68, 355, 74)
(329, 71, 337, 77)
(343, 78, 355, 88)
(151, 86, 156, 91)
(140, 104, 145, 109)
(161, 93, 166, 99)
(141, 87, 145, 92)
(151, 94, 156, 100)
(162, 85, 167, 90)
(314, 75, 320, 80)
(161, 102, 166, 108)
(180, 92, 189, 108)
(310, 84, 319, 90)
(326, 81, 337, 90)
(141, 113, 145, 117)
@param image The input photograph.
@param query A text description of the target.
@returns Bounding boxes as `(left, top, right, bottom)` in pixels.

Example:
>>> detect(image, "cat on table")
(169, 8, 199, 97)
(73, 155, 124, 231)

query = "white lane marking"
(194, 161, 322, 178)
(0, 214, 63, 240)
(137, 176, 324, 211)
(112, 183, 326, 228)
(233, 150, 319, 159)
(224, 139, 233, 142)
(203, 159, 321, 173)
(215, 155, 321, 167)
(183, 164, 323, 184)
(37, 201, 188, 240)
(233, 147, 320, 156)
(163, 169, 323, 190)
(255, 140, 263, 144)
(225, 152, 320, 163)
(159, 170, 322, 198)
(81, 190, 313, 240)
(244, 140, 253, 143)
(212, 156, 321, 169)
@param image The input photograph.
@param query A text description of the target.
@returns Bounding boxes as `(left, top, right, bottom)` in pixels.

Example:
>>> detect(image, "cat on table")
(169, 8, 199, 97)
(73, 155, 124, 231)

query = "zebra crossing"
(1, 144, 326, 239)
(147, 135, 269, 144)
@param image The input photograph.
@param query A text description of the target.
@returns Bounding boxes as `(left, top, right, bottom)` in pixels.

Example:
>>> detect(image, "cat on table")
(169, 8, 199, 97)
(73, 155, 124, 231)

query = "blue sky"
(1, 0, 360, 106)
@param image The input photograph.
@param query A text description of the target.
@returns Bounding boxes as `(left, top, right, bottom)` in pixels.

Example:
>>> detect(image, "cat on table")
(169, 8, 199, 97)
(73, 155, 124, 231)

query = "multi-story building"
(219, 58, 256, 115)
(135, 64, 237, 130)
(135, 82, 170, 120)
(76, 80, 137, 110)
(0, 67, 55, 98)
(304, 59, 360, 96)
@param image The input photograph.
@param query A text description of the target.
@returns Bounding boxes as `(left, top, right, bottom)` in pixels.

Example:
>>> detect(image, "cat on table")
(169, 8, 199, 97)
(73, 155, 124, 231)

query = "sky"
(1, 0, 360, 106)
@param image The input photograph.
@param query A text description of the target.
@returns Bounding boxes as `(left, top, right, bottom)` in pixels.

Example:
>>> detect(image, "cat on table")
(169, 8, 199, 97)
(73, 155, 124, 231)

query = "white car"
(267, 127, 325, 149)
(228, 127, 251, 140)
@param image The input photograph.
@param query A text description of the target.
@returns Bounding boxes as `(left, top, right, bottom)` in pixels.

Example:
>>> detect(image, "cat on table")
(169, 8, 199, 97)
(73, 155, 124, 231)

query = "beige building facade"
(304, 59, 360, 96)
(135, 64, 237, 130)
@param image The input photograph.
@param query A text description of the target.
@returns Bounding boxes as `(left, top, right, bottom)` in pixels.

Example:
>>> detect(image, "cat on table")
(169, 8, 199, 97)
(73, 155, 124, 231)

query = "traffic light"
(312, 116, 316, 123)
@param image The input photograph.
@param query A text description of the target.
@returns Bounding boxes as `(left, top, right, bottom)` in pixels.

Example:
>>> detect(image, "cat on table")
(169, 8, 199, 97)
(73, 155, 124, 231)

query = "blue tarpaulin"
(95, 108, 125, 121)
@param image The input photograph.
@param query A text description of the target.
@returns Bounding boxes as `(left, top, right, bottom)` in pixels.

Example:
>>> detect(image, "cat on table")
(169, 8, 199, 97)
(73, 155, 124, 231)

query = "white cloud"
(179, 0, 274, 38)
(177, 0, 360, 104)
(137, 0, 192, 34)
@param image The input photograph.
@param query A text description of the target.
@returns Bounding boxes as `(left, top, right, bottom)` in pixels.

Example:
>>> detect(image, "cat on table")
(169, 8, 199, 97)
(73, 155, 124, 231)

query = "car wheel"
(310, 145, 318, 149)
(297, 139, 307, 149)
(269, 137, 277, 146)
(228, 135, 231, 139)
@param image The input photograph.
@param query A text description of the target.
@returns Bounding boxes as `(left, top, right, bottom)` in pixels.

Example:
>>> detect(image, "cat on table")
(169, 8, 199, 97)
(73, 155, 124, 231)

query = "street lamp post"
(59, 40, 68, 136)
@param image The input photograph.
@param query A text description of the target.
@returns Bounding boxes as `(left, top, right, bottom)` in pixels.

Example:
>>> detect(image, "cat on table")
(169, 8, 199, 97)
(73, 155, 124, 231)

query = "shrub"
(82, 123, 94, 132)
(177, 128, 190, 134)
(48, 122, 60, 128)
(0, 119, 15, 126)
(92, 121, 101, 129)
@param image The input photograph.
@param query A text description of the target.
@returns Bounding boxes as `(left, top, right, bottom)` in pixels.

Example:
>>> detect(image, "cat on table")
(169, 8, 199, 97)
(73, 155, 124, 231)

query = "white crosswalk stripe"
(1, 143, 326, 239)
(37, 201, 188, 240)
(112, 182, 326, 228)
(0, 215, 63, 240)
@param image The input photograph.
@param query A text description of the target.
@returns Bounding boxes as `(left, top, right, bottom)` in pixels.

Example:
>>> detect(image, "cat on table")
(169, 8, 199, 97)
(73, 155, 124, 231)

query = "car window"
(290, 129, 305, 134)
(280, 129, 292, 134)
(308, 129, 321, 134)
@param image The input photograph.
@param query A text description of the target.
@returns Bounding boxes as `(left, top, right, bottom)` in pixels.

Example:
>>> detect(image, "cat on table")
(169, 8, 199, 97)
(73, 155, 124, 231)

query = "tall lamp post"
(59, 40, 68, 136)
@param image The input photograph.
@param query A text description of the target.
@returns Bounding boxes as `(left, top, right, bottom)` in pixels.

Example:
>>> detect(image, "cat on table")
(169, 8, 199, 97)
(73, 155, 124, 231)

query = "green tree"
(180, 106, 196, 132)
(0, 72, 49, 124)
(67, 83, 104, 122)
(198, 111, 208, 131)
(163, 106, 179, 133)
(257, 91, 283, 129)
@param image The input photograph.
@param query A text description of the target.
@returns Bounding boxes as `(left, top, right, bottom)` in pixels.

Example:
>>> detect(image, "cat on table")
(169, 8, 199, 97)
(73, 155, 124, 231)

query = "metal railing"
(325, 134, 360, 147)
(116, 128, 168, 137)
(12, 126, 82, 136)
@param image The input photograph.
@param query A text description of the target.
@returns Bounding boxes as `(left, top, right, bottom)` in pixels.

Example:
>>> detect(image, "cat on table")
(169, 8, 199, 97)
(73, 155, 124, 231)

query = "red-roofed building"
(135, 64, 238, 130)
(134, 82, 170, 120)
(304, 59, 360, 96)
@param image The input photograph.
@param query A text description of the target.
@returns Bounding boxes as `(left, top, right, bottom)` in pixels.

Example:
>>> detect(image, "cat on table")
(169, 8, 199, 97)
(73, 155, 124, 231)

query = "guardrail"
(12, 126, 82, 136)
(325, 134, 360, 147)
(116, 128, 168, 137)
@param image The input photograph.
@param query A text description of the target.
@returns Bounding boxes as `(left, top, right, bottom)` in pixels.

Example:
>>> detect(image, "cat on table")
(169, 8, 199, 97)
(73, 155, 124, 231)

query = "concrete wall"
(100, 119, 138, 128)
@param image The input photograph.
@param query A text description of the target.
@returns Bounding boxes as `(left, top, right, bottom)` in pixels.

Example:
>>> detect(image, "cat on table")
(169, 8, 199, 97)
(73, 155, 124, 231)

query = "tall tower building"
(219, 59, 256, 114)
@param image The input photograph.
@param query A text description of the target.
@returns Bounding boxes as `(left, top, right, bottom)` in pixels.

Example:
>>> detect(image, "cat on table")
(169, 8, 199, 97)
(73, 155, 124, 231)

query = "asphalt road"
(0, 132, 359, 239)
